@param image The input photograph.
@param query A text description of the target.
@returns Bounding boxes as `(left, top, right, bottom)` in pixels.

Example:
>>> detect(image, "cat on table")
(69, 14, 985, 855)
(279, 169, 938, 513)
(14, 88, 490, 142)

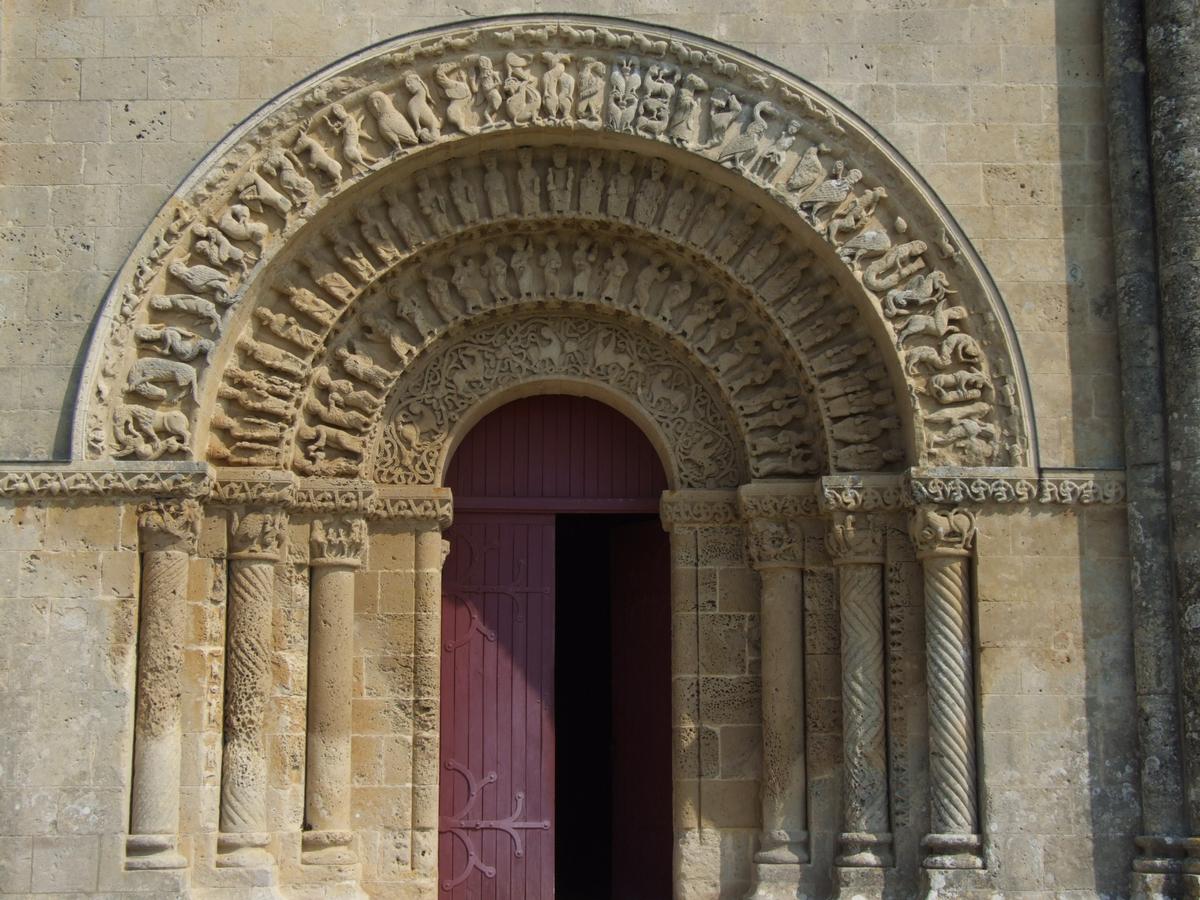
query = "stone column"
(827, 512, 891, 893)
(217, 507, 287, 871)
(740, 485, 810, 898)
(1101, 0, 1188, 890)
(910, 507, 983, 871)
(302, 516, 367, 867)
(1143, 0, 1200, 892)
(126, 499, 202, 870)
(411, 525, 446, 877)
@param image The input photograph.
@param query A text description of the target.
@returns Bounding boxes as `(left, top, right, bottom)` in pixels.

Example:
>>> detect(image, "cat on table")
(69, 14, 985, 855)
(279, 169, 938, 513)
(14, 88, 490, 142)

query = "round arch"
(76, 14, 1036, 477)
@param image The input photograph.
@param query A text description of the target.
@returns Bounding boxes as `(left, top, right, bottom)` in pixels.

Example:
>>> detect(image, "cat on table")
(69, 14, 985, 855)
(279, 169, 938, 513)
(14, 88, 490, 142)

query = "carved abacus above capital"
(137, 497, 203, 553)
(228, 508, 289, 560)
(908, 505, 976, 558)
(825, 510, 884, 565)
(310, 516, 368, 567)
(659, 489, 740, 529)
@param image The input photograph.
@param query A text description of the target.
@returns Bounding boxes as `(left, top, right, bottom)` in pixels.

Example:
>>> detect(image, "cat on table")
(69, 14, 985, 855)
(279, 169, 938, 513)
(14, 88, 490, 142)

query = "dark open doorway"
(440, 394, 673, 899)
(555, 515, 673, 900)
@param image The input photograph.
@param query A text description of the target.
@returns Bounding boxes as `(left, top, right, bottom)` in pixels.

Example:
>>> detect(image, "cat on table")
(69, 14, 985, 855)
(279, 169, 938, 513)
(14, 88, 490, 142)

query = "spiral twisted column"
(127, 499, 202, 871)
(303, 516, 367, 867)
(218, 507, 288, 871)
(910, 507, 984, 871)
(738, 483, 812, 899)
(826, 512, 892, 888)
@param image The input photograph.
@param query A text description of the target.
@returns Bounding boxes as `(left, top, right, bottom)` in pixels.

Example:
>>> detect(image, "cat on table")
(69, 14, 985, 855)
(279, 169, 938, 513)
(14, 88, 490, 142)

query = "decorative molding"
(211, 468, 297, 507)
(907, 468, 1126, 507)
(292, 479, 377, 513)
(75, 14, 1036, 480)
(0, 462, 211, 499)
(369, 486, 453, 528)
(659, 489, 739, 527)
(737, 479, 822, 520)
(820, 474, 907, 512)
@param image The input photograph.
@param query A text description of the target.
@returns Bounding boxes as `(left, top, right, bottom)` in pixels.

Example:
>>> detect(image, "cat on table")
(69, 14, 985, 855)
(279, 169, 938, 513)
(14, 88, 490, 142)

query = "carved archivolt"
(76, 15, 1035, 478)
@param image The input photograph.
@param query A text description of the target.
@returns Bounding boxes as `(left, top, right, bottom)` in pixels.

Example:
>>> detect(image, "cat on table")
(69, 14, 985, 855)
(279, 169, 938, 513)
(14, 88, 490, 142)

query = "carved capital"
(310, 516, 367, 567)
(825, 512, 884, 565)
(909, 506, 976, 558)
(660, 490, 740, 529)
(746, 517, 804, 569)
(229, 508, 288, 560)
(137, 498, 202, 553)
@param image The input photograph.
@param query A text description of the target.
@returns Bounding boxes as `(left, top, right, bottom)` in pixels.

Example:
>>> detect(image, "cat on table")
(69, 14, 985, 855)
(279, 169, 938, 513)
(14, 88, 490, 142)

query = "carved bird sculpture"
(786, 142, 830, 195)
(717, 100, 777, 172)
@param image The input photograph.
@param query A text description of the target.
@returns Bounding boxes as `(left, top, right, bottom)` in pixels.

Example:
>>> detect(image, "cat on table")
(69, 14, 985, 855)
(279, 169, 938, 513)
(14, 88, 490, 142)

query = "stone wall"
(0, 0, 1117, 468)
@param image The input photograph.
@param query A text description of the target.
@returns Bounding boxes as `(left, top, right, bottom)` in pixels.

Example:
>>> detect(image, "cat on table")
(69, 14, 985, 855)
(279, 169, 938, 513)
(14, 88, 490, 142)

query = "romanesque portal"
(2, 12, 1140, 899)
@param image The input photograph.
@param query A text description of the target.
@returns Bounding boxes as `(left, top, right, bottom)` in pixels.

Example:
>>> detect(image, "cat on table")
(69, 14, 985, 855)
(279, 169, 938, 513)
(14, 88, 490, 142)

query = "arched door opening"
(439, 394, 672, 899)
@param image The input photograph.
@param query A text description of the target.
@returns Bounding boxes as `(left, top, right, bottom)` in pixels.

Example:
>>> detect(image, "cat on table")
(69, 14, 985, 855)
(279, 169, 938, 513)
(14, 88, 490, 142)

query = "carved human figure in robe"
(668, 73, 708, 148)
(541, 237, 564, 297)
(483, 156, 510, 218)
(416, 173, 452, 236)
(484, 242, 513, 302)
(599, 242, 629, 302)
(447, 160, 481, 224)
(547, 148, 574, 215)
(579, 153, 605, 215)
(472, 55, 504, 125)
(606, 154, 635, 219)
(517, 147, 540, 216)
(511, 237, 537, 297)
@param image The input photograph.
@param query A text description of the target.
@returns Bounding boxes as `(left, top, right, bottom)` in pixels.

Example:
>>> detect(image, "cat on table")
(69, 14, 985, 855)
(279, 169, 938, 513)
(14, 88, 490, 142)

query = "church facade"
(1, 5, 1198, 898)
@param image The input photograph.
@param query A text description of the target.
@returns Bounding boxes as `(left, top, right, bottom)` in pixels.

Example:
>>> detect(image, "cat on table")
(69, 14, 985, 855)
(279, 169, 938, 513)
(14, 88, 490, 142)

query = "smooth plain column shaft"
(302, 564, 357, 863)
(757, 566, 809, 864)
(411, 528, 444, 876)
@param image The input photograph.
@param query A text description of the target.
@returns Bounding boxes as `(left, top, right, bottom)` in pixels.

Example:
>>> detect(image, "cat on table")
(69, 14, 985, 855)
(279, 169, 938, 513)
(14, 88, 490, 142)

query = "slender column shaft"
(303, 517, 366, 866)
(411, 527, 445, 876)
(1144, 0, 1200, 890)
(1100, 0, 1187, 888)
(218, 508, 287, 869)
(911, 508, 982, 870)
(127, 500, 201, 871)
(828, 514, 891, 872)
(756, 563, 809, 864)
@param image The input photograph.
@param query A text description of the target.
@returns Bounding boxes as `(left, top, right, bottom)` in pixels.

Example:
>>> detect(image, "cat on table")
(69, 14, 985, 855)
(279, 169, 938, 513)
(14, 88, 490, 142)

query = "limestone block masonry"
(0, 5, 1193, 900)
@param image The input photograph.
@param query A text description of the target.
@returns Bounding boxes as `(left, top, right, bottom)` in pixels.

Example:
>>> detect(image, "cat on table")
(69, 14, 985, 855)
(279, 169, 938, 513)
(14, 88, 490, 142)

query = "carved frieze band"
(80, 15, 1034, 477)
(0, 464, 1124, 509)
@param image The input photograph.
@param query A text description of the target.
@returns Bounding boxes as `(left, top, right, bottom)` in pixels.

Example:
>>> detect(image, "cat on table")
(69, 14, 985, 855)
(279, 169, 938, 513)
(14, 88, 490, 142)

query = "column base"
(834, 863, 886, 900)
(921, 833, 983, 870)
(216, 832, 276, 872)
(754, 829, 810, 864)
(125, 833, 187, 870)
(1133, 834, 1186, 898)
(1183, 837, 1200, 899)
(745, 862, 804, 900)
(836, 831, 893, 868)
(301, 829, 357, 866)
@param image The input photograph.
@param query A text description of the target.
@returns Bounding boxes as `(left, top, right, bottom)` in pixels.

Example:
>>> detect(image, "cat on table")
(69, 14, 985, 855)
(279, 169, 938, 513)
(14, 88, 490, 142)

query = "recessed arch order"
(76, 14, 1036, 485)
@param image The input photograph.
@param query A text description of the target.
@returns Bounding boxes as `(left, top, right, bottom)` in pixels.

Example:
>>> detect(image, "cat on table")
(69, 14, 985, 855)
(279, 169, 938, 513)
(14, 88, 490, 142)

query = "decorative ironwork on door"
(438, 515, 556, 899)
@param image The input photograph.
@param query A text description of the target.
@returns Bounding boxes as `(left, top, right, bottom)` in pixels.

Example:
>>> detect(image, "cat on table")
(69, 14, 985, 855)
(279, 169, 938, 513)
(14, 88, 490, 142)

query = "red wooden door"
(439, 513, 555, 898)
(610, 520, 673, 898)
